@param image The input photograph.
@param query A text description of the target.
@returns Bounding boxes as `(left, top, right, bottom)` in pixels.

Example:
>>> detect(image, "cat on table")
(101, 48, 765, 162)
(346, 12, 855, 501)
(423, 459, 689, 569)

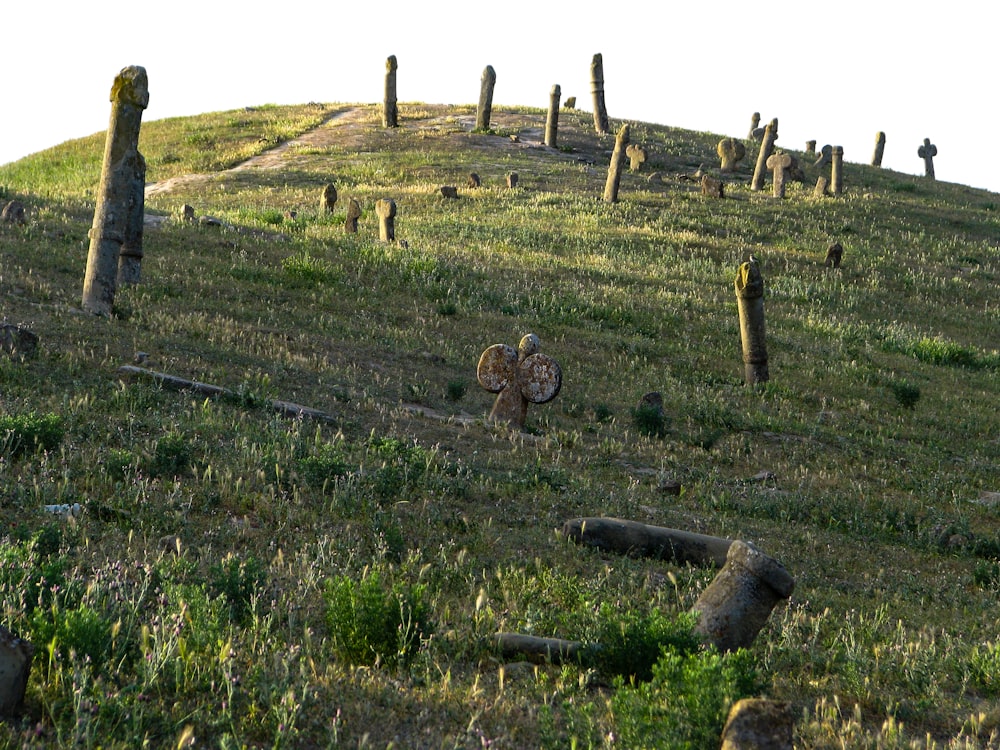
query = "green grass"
(0, 101, 998, 748)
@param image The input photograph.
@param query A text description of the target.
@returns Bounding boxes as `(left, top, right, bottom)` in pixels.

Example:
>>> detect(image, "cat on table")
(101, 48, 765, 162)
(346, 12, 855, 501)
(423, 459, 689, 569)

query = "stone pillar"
(383, 55, 398, 128)
(805, 140, 816, 155)
(476, 65, 496, 131)
(766, 152, 792, 198)
(375, 198, 396, 241)
(918, 138, 937, 178)
(871, 131, 886, 167)
(345, 199, 361, 233)
(691, 540, 794, 651)
(750, 118, 777, 192)
(82, 65, 149, 315)
(831, 145, 844, 196)
(544, 84, 560, 148)
(507, 173, 519, 189)
(116, 152, 146, 286)
(0, 625, 33, 717)
(562, 517, 733, 568)
(735, 258, 768, 384)
(747, 112, 760, 140)
(590, 53, 610, 135)
(603, 123, 630, 203)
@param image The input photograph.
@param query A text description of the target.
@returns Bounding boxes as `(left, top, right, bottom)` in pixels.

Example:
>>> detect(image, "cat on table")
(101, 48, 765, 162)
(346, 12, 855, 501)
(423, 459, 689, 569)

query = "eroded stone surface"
(718, 138, 746, 172)
(477, 333, 562, 428)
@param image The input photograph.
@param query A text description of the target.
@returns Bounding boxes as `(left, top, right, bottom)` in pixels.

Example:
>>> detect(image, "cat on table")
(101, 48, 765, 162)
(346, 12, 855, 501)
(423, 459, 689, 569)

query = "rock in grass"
(0, 324, 37, 359)
(720, 699, 794, 750)
(0, 625, 33, 717)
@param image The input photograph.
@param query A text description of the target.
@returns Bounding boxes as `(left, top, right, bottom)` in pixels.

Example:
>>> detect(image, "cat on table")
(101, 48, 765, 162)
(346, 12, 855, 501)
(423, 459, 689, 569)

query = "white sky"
(3, 1, 997, 194)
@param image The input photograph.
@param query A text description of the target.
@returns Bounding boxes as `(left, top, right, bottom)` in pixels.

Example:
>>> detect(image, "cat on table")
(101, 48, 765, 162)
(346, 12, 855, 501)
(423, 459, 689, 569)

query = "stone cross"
(766, 152, 793, 198)
(871, 131, 886, 167)
(476, 65, 496, 131)
(477, 333, 562, 427)
(345, 199, 361, 233)
(383, 55, 398, 128)
(375, 198, 396, 241)
(116, 152, 146, 286)
(625, 143, 647, 171)
(320, 183, 338, 213)
(82, 65, 149, 316)
(748, 112, 761, 140)
(750, 118, 778, 192)
(545, 84, 561, 148)
(590, 53, 610, 135)
(735, 258, 768, 384)
(831, 145, 844, 196)
(603, 123, 630, 203)
(717, 138, 746, 173)
(918, 138, 937, 178)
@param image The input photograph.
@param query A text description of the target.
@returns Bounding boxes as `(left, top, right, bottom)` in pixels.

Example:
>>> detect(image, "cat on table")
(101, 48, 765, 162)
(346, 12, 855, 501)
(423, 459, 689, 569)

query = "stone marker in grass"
(82, 65, 148, 315)
(701, 174, 725, 198)
(805, 140, 816, 155)
(375, 198, 396, 242)
(506, 173, 518, 189)
(872, 131, 886, 167)
(750, 118, 778, 192)
(383, 55, 398, 128)
(813, 144, 832, 168)
(562, 517, 733, 568)
(626, 143, 647, 171)
(1, 200, 26, 224)
(603, 123, 630, 203)
(766, 152, 793, 198)
(721, 699, 794, 750)
(564, 96, 576, 109)
(748, 111, 761, 140)
(477, 333, 562, 428)
(545, 84, 560, 148)
(0, 324, 37, 360)
(919, 137, 937, 179)
(814, 175, 829, 197)
(717, 138, 746, 173)
(476, 65, 496, 131)
(831, 145, 844, 196)
(825, 241, 844, 268)
(467, 172, 481, 188)
(0, 626, 33, 717)
(590, 53, 610, 135)
(345, 199, 361, 233)
(440, 186, 459, 199)
(320, 184, 338, 213)
(735, 258, 768, 384)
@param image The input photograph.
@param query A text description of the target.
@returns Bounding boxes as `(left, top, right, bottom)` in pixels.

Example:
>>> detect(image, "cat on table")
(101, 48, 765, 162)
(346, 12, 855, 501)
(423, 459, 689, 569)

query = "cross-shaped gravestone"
(477, 333, 562, 427)
(918, 138, 937, 179)
(765, 152, 793, 198)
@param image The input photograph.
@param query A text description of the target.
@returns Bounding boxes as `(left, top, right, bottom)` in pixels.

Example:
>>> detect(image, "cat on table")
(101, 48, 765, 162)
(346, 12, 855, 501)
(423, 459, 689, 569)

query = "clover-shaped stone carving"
(477, 333, 562, 427)
(717, 138, 746, 173)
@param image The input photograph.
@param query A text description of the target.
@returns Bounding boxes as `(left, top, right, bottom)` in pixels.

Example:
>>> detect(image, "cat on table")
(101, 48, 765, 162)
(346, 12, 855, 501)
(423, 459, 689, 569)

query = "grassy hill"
(0, 101, 998, 748)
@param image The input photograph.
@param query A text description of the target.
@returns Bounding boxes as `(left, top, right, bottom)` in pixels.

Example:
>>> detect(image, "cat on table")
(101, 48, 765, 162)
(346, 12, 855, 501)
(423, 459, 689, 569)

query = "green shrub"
(324, 570, 432, 667)
(209, 554, 266, 625)
(632, 403, 667, 438)
(31, 604, 114, 673)
(297, 444, 350, 488)
(970, 642, 1000, 695)
(888, 378, 921, 409)
(282, 251, 336, 284)
(146, 431, 193, 478)
(0, 411, 64, 457)
(584, 606, 702, 681)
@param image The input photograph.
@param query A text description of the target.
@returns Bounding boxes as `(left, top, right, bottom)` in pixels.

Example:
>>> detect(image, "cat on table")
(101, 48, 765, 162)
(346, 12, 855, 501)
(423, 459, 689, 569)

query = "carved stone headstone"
(375, 198, 396, 241)
(590, 53, 610, 135)
(918, 137, 937, 179)
(345, 198, 361, 233)
(691, 540, 794, 651)
(831, 145, 844, 196)
(440, 186, 459, 199)
(825, 242, 843, 268)
(747, 112, 761, 140)
(0, 324, 38, 360)
(814, 144, 832, 168)
(467, 173, 481, 188)
(718, 138, 746, 173)
(116, 152, 146, 286)
(603, 123, 630, 203)
(320, 184, 338, 213)
(0, 625, 33, 717)
(477, 333, 562, 428)
(383, 55, 398, 128)
(625, 143, 647, 171)
(82, 65, 149, 315)
(701, 174, 724, 198)
(507, 173, 519, 189)
(545, 84, 561, 148)
(720, 699, 794, 750)
(1, 200, 26, 224)
(750, 118, 778, 192)
(735, 258, 768, 384)
(814, 176, 829, 197)
(476, 65, 496, 131)
(766, 152, 793, 198)
(872, 131, 886, 167)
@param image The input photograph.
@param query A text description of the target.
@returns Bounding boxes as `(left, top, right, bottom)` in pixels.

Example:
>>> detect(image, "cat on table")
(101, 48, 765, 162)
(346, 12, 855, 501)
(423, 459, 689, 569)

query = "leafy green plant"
(632, 402, 667, 438)
(146, 431, 193, 478)
(969, 642, 1000, 695)
(209, 554, 266, 625)
(281, 251, 337, 284)
(586, 607, 702, 681)
(0, 411, 64, 457)
(888, 377, 921, 409)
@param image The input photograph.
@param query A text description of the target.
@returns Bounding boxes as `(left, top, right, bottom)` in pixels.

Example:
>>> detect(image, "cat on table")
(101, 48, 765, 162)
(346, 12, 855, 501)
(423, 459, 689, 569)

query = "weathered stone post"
(375, 199, 396, 242)
(831, 145, 844, 196)
(561, 517, 733, 568)
(919, 138, 937, 178)
(544, 84, 561, 148)
(750, 118, 778, 192)
(0, 625, 33, 717)
(805, 140, 817, 155)
(116, 152, 146, 286)
(872, 131, 886, 167)
(82, 65, 149, 315)
(718, 138, 746, 173)
(691, 540, 794, 651)
(814, 144, 832, 168)
(603, 123, 630, 203)
(507, 173, 519, 189)
(383, 55, 398, 128)
(345, 199, 361, 233)
(747, 112, 761, 140)
(735, 258, 768, 384)
(476, 65, 496, 131)
(320, 183, 338, 214)
(590, 53, 610, 135)
(766, 152, 793, 198)
(477, 333, 562, 428)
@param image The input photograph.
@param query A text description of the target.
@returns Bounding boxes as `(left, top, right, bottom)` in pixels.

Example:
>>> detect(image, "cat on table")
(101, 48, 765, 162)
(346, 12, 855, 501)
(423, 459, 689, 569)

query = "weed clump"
(0, 411, 64, 457)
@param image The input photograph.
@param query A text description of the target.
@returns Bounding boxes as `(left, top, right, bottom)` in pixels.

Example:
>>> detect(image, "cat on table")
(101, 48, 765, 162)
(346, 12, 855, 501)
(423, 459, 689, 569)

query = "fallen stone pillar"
(562, 517, 733, 568)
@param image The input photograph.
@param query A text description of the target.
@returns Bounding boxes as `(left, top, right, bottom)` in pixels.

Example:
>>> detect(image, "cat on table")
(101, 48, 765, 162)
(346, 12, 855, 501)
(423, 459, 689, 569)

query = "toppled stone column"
(476, 65, 496, 131)
(750, 118, 778, 192)
(766, 152, 793, 198)
(0, 625, 33, 717)
(562, 517, 733, 568)
(545, 84, 561, 148)
(871, 131, 886, 167)
(691, 540, 794, 651)
(718, 138, 746, 172)
(735, 258, 768, 384)
(590, 53, 610, 135)
(831, 145, 844, 196)
(82, 65, 149, 315)
(603, 123, 630, 203)
(345, 199, 361, 233)
(383, 55, 398, 128)
(116, 152, 146, 286)
(918, 137, 937, 178)
(375, 198, 396, 242)
(477, 333, 562, 428)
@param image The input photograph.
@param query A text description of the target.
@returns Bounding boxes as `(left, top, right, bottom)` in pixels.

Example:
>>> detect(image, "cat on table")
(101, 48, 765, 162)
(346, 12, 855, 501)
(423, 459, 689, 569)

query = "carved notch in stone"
(477, 333, 562, 428)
